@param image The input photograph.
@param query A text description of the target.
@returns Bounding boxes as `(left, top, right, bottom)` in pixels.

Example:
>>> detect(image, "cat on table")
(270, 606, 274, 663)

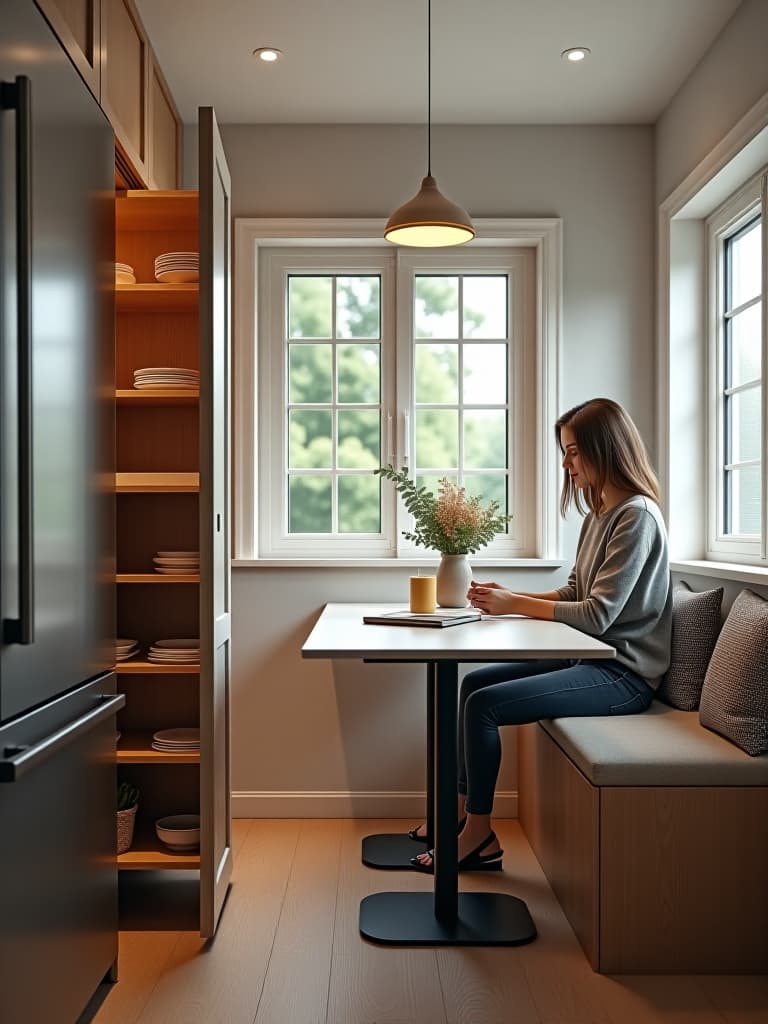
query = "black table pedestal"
(360, 665, 434, 870)
(360, 892, 537, 946)
(361, 833, 427, 868)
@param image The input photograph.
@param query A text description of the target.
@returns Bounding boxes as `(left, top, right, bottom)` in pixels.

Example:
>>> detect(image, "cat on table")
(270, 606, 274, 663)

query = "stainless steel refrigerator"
(1, 1, 122, 1021)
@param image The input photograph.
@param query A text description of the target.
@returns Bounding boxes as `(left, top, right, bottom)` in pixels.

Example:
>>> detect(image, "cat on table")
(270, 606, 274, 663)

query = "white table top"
(301, 603, 616, 662)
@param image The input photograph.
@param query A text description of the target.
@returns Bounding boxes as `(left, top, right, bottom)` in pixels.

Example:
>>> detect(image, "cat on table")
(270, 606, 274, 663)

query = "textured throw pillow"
(699, 589, 768, 756)
(656, 582, 723, 711)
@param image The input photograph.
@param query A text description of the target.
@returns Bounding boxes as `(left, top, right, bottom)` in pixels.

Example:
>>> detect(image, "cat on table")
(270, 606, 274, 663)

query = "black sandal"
(406, 816, 466, 843)
(410, 831, 503, 873)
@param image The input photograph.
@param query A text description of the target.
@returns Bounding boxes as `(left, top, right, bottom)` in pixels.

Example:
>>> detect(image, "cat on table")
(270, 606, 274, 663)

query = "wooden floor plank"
(697, 976, 768, 1024)
(591, 975, 728, 1024)
(254, 819, 342, 1024)
(492, 820, 615, 1024)
(132, 819, 302, 1024)
(89, 818, 767, 1024)
(87, 931, 182, 1024)
(326, 818, 448, 1024)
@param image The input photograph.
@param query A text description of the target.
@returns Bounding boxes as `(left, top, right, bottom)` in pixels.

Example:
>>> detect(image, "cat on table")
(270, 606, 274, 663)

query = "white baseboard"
(232, 790, 518, 819)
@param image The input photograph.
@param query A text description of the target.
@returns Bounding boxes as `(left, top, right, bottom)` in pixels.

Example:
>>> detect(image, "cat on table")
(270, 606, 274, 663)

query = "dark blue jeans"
(458, 659, 654, 814)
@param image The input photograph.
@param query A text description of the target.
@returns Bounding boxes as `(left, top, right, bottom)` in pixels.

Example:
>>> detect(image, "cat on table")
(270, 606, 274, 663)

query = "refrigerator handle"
(0, 693, 125, 782)
(1, 76, 34, 646)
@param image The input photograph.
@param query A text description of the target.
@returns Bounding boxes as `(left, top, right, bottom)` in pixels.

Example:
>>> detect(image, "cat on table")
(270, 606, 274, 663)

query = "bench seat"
(540, 700, 768, 787)
(518, 701, 768, 974)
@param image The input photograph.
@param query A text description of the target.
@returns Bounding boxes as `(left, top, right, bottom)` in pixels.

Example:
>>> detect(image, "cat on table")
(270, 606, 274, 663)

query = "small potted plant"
(117, 781, 139, 854)
(375, 465, 512, 607)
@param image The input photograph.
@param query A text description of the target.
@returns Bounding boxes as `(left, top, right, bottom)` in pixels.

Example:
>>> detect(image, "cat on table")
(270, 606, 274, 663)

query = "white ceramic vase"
(436, 553, 473, 608)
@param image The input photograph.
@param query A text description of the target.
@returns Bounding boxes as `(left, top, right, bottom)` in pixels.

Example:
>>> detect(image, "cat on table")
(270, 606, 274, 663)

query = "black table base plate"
(362, 833, 427, 869)
(360, 891, 537, 946)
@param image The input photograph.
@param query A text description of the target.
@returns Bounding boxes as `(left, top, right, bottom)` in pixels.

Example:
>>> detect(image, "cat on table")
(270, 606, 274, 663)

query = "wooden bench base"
(518, 722, 768, 973)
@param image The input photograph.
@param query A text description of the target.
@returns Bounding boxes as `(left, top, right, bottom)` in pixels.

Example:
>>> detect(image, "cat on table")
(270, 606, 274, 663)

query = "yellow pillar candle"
(409, 574, 437, 614)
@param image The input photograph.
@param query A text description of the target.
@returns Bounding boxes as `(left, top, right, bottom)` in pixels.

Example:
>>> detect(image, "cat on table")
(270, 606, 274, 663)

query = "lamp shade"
(384, 175, 475, 247)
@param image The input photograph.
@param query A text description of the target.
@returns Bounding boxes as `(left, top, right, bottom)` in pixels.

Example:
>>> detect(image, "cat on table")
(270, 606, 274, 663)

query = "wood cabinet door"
(148, 57, 180, 190)
(198, 106, 233, 938)
(101, 0, 148, 182)
(35, 0, 101, 98)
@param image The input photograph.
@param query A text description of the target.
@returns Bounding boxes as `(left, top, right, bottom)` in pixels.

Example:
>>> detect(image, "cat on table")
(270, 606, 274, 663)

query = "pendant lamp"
(384, 0, 475, 247)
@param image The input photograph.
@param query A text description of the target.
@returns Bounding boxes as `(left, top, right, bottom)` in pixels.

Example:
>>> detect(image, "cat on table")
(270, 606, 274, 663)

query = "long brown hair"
(555, 398, 661, 516)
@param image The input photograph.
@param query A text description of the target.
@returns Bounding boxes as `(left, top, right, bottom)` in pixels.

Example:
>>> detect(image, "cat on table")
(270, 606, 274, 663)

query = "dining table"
(301, 602, 616, 946)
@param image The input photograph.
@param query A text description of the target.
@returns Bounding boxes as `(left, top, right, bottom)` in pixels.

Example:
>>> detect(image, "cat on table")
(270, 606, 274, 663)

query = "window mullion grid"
(331, 276, 339, 535)
(723, 238, 733, 534)
(457, 277, 465, 485)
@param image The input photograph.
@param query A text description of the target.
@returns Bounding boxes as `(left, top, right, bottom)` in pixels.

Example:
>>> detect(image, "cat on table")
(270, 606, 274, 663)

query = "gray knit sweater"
(553, 495, 672, 686)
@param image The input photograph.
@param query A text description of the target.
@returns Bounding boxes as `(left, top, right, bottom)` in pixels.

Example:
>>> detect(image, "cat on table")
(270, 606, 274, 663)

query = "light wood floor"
(86, 818, 767, 1024)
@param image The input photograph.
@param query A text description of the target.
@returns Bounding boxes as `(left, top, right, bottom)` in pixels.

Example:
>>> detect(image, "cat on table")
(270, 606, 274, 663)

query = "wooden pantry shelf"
(117, 731, 201, 764)
(118, 823, 200, 871)
(116, 190, 199, 230)
(116, 661, 200, 675)
(116, 389, 199, 405)
(116, 472, 199, 493)
(116, 574, 200, 583)
(116, 283, 198, 312)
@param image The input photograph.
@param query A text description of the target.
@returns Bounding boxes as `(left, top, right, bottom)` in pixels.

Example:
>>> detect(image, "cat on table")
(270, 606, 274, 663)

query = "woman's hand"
(468, 580, 516, 615)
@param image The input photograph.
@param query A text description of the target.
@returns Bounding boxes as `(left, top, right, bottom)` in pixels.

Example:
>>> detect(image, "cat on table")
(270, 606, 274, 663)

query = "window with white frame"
(706, 174, 765, 560)
(256, 245, 537, 558)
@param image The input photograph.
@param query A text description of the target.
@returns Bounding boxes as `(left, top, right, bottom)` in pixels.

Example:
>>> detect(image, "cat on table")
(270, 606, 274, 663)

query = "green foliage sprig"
(375, 465, 512, 555)
(117, 781, 139, 811)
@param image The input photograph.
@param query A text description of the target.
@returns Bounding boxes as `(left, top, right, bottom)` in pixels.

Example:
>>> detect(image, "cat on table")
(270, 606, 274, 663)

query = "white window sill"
(232, 558, 567, 570)
(671, 559, 768, 586)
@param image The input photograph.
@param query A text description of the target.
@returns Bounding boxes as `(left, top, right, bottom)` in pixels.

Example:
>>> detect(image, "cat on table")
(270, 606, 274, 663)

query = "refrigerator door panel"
(0, 0, 115, 723)
(0, 674, 122, 1024)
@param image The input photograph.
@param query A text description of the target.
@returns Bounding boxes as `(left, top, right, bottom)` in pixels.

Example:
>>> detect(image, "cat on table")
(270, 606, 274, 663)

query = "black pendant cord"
(427, 0, 431, 176)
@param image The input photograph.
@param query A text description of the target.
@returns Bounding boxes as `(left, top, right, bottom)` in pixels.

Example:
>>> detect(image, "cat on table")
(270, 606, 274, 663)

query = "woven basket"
(117, 803, 138, 854)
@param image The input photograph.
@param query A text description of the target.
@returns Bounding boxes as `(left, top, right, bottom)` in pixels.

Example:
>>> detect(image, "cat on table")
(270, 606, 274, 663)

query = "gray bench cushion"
(540, 700, 768, 786)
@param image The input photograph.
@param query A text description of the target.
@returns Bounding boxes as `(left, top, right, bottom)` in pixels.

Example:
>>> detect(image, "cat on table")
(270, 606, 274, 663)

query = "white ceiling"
(136, 0, 742, 126)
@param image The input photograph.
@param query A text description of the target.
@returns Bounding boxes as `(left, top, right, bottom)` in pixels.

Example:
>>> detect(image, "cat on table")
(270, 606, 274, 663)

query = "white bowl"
(155, 814, 200, 850)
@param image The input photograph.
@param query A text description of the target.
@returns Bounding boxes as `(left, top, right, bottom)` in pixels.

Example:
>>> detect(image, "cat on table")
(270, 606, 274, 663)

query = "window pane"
(730, 220, 761, 310)
(338, 410, 380, 468)
(730, 302, 761, 386)
(338, 475, 380, 533)
(337, 276, 380, 339)
(289, 410, 332, 468)
(288, 476, 331, 533)
(415, 473, 457, 497)
(415, 344, 458, 403)
(464, 410, 507, 469)
(728, 464, 761, 535)
(414, 276, 458, 338)
(288, 344, 332, 403)
(463, 276, 508, 338)
(463, 473, 508, 518)
(288, 276, 332, 338)
(415, 409, 458, 468)
(337, 344, 380, 403)
(463, 344, 507, 404)
(729, 386, 761, 463)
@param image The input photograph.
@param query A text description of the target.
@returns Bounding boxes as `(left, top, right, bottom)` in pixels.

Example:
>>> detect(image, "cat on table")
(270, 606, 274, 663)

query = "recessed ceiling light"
(561, 47, 590, 62)
(253, 47, 283, 63)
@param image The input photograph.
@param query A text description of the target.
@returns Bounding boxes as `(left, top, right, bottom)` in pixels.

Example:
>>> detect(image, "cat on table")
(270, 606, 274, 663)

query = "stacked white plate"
(116, 638, 139, 661)
(116, 262, 136, 284)
(151, 727, 200, 753)
(153, 550, 200, 575)
(133, 366, 199, 390)
(148, 639, 200, 665)
(155, 251, 199, 283)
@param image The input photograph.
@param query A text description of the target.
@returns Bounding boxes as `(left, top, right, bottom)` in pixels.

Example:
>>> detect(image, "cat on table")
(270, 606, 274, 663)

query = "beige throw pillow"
(699, 589, 768, 756)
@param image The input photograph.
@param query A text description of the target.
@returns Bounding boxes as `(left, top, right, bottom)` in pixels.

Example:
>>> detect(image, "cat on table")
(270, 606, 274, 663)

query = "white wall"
(188, 122, 655, 814)
(655, 0, 768, 203)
